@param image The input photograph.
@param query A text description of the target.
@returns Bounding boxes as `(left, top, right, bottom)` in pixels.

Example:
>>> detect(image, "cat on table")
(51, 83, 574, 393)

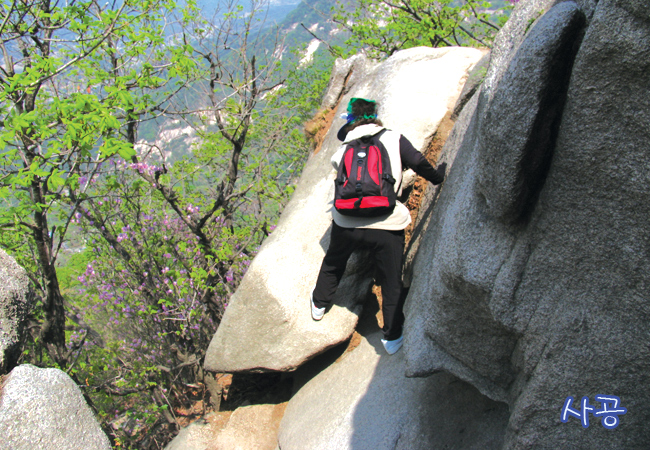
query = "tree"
(0, 0, 196, 367)
(1, 0, 333, 445)
(332, 0, 513, 59)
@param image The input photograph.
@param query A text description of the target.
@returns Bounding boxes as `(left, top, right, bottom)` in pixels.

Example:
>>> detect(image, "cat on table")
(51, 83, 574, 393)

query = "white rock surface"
(204, 46, 485, 373)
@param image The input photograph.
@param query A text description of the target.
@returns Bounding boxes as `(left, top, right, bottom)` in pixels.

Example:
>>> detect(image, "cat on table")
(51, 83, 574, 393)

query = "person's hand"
(436, 162, 447, 178)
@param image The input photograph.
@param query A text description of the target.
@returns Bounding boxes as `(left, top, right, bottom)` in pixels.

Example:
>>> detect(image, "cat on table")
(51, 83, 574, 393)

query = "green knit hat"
(346, 98, 378, 122)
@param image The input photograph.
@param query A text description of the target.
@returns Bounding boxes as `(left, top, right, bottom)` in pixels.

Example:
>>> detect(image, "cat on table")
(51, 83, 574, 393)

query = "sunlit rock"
(204, 46, 484, 373)
(0, 364, 111, 449)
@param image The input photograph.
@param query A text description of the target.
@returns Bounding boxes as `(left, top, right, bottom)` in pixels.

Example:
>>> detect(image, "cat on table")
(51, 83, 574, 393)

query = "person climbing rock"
(311, 97, 447, 355)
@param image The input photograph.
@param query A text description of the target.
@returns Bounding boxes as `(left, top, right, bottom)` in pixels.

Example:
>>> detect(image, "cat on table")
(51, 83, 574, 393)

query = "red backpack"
(334, 129, 397, 217)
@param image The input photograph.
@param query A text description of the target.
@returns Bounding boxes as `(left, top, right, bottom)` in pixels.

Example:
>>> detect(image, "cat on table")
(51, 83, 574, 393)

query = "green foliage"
(63, 170, 247, 445)
(57, 249, 94, 292)
(2, 0, 335, 447)
(332, 0, 514, 59)
(0, 0, 197, 301)
(63, 49, 330, 443)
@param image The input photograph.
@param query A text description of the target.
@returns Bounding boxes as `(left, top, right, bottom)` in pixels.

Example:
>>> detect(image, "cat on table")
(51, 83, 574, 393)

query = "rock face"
(203, 0, 650, 447)
(405, 0, 650, 448)
(278, 313, 509, 450)
(214, 404, 283, 450)
(204, 46, 485, 373)
(166, 404, 283, 450)
(0, 364, 111, 450)
(0, 249, 34, 375)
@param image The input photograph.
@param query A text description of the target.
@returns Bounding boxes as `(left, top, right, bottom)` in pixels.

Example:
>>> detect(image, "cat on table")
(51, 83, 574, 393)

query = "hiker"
(311, 97, 447, 355)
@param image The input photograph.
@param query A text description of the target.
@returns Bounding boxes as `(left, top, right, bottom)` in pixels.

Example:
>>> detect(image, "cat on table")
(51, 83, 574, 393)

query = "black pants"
(313, 223, 406, 340)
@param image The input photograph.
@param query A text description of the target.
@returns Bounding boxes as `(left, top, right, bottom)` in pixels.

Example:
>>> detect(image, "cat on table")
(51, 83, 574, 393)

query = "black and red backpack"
(334, 129, 397, 217)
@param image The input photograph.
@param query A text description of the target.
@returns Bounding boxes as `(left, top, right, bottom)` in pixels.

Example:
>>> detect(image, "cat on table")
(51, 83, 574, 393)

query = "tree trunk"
(31, 182, 68, 367)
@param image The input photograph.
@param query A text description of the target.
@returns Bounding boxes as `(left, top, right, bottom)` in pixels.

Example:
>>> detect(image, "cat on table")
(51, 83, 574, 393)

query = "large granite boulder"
(405, 0, 650, 448)
(0, 364, 111, 449)
(278, 313, 509, 450)
(204, 46, 485, 373)
(0, 249, 34, 375)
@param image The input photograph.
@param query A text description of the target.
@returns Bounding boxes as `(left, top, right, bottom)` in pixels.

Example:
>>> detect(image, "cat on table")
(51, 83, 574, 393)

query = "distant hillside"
(276, 0, 349, 63)
(280, 0, 338, 27)
(138, 0, 512, 162)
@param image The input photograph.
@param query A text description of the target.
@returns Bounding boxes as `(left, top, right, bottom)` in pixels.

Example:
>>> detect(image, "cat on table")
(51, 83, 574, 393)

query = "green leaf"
(47, 170, 66, 190)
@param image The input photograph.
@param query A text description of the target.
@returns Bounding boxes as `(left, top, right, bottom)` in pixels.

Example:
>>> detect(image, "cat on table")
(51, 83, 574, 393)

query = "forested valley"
(0, 0, 514, 447)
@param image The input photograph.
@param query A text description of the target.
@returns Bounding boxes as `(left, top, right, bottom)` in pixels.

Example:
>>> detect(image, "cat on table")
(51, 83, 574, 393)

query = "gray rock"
(0, 364, 111, 450)
(164, 412, 228, 450)
(204, 46, 485, 373)
(502, 0, 650, 447)
(405, 0, 591, 400)
(214, 404, 282, 450)
(278, 319, 509, 450)
(320, 55, 377, 111)
(481, 0, 558, 109)
(451, 50, 490, 120)
(165, 405, 283, 450)
(405, 0, 650, 448)
(477, 1, 585, 223)
(0, 249, 34, 375)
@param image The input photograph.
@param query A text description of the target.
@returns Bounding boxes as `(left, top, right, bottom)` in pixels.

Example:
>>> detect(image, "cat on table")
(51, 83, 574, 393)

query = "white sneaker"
(381, 335, 403, 355)
(311, 292, 325, 321)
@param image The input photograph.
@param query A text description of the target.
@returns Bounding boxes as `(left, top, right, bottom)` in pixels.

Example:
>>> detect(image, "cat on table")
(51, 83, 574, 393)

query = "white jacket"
(330, 124, 412, 230)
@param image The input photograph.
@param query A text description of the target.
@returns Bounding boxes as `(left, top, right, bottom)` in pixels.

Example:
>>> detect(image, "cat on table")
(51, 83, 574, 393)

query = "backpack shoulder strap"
(357, 128, 388, 145)
(374, 128, 389, 138)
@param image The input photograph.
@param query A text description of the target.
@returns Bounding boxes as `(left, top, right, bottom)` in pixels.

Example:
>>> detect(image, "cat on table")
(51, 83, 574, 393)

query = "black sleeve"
(337, 124, 349, 142)
(399, 135, 445, 185)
